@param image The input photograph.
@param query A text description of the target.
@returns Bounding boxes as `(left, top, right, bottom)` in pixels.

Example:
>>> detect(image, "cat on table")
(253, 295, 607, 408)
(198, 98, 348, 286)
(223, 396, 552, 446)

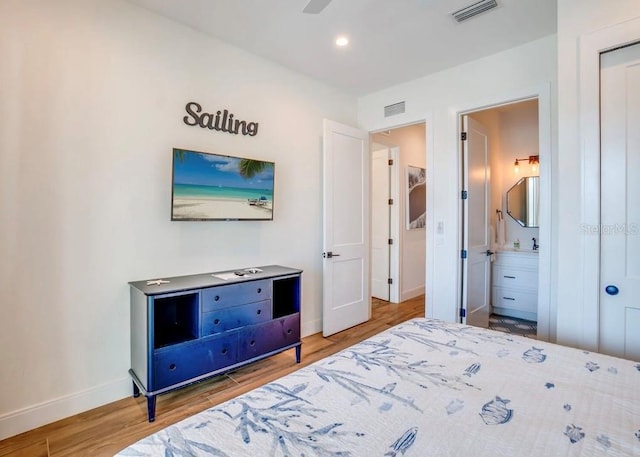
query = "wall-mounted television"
(171, 148, 274, 221)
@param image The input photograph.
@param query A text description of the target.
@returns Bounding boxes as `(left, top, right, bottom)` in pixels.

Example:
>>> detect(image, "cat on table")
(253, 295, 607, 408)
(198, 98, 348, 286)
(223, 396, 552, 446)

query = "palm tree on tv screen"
(238, 159, 273, 179)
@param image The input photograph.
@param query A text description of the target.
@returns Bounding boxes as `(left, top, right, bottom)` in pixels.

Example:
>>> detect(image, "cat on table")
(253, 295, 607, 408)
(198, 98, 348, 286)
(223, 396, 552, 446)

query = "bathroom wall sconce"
(514, 155, 539, 173)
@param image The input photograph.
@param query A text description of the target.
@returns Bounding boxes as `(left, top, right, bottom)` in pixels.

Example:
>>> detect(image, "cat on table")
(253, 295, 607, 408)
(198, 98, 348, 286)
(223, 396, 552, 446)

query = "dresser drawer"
(492, 286, 537, 313)
(201, 279, 271, 312)
(152, 342, 212, 390)
(237, 314, 300, 362)
(492, 266, 538, 291)
(152, 335, 237, 390)
(201, 300, 272, 336)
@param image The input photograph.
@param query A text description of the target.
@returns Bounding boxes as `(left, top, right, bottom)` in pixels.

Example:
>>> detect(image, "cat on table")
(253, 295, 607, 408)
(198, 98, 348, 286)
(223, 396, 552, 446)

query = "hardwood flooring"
(0, 296, 424, 457)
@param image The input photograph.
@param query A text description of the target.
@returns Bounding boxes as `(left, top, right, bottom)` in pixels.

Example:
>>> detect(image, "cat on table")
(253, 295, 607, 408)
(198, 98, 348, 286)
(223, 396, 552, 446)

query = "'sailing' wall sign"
(183, 102, 259, 137)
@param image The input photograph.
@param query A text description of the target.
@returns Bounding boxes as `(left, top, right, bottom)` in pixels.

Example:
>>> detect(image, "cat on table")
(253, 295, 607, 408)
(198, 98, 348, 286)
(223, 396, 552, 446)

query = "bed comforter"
(116, 318, 640, 456)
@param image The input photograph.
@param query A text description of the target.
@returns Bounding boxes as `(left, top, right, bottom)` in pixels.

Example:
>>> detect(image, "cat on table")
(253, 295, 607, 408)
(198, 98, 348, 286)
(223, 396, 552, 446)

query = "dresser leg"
(295, 345, 301, 363)
(147, 395, 156, 422)
(132, 381, 140, 398)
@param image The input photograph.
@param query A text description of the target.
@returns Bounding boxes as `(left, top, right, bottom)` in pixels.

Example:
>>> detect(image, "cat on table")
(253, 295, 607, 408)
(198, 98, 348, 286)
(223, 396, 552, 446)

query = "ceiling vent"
(451, 0, 498, 23)
(384, 101, 406, 117)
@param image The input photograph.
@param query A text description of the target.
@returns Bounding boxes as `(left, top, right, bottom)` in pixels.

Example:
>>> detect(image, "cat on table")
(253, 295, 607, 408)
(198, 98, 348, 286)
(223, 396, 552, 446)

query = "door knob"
(605, 285, 619, 296)
(323, 251, 340, 258)
(486, 250, 495, 256)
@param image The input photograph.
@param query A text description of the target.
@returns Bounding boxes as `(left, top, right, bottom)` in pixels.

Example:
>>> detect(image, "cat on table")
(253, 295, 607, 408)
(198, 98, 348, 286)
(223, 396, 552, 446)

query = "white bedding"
(116, 318, 640, 456)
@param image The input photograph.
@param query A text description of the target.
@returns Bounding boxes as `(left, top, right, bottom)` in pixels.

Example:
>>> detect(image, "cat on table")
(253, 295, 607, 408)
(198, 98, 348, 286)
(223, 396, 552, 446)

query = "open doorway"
(371, 123, 426, 305)
(460, 99, 542, 339)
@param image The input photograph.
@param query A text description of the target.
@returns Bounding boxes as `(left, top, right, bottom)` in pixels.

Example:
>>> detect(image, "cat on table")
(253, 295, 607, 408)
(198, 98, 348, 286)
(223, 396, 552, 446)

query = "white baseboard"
(0, 376, 131, 441)
(301, 318, 322, 338)
(401, 285, 425, 302)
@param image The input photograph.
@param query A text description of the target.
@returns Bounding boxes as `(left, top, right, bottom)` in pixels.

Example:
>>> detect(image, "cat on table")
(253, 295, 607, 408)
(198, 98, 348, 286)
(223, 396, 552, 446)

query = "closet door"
(599, 42, 640, 361)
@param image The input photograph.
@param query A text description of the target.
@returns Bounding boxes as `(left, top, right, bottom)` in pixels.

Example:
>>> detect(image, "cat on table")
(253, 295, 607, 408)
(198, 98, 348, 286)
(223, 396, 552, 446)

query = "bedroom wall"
(555, 0, 640, 348)
(0, 0, 356, 439)
(357, 35, 557, 324)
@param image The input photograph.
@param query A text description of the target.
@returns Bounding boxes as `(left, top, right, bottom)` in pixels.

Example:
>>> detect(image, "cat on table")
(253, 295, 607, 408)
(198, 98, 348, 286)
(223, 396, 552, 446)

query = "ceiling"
(125, 0, 557, 97)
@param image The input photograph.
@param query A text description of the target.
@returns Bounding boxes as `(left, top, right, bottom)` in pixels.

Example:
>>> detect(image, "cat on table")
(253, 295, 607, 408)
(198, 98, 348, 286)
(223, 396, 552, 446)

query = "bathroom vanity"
(491, 250, 538, 321)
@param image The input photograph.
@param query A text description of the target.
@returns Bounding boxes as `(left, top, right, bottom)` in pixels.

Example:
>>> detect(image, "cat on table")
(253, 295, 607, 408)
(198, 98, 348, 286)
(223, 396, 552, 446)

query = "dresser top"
(130, 265, 302, 296)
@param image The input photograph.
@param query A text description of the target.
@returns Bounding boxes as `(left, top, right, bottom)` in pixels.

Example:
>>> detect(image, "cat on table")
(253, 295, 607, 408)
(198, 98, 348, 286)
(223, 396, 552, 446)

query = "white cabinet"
(491, 250, 538, 321)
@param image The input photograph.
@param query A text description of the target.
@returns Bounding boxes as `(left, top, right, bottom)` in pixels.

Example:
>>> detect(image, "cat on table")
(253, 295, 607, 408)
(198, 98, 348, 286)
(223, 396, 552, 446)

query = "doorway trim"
(454, 83, 552, 341)
(389, 146, 400, 303)
(578, 18, 640, 351)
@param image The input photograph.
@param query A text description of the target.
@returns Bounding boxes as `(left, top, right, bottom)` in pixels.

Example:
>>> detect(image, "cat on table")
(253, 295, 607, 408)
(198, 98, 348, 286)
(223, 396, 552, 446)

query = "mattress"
(115, 318, 640, 456)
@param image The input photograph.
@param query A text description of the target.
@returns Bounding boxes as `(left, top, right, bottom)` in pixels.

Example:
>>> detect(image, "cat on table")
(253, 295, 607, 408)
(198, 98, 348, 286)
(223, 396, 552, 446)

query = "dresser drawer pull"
(169, 363, 176, 371)
(287, 329, 292, 335)
(221, 348, 228, 355)
(214, 295, 220, 301)
(503, 275, 516, 279)
(250, 340, 256, 347)
(257, 288, 262, 293)
(214, 318, 220, 325)
(503, 297, 516, 301)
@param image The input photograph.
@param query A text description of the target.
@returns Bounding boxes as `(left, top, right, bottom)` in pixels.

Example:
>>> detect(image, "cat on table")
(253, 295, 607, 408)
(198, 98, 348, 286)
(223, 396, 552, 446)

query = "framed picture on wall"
(406, 165, 426, 229)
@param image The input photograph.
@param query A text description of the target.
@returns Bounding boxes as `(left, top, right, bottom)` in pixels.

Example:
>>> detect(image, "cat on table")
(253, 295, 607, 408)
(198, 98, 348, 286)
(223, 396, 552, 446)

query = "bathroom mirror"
(506, 176, 539, 227)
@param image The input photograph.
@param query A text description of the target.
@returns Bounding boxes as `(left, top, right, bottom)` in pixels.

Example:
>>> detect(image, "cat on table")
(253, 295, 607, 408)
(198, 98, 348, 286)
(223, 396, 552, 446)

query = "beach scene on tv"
(172, 149, 274, 220)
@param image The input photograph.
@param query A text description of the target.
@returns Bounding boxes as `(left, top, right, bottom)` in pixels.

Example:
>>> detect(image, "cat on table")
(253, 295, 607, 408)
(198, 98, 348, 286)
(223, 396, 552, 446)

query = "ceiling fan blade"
(302, 0, 332, 14)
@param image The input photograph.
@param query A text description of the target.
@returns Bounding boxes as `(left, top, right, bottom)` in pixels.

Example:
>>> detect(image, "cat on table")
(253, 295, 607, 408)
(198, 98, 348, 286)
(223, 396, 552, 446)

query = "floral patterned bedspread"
(115, 318, 640, 456)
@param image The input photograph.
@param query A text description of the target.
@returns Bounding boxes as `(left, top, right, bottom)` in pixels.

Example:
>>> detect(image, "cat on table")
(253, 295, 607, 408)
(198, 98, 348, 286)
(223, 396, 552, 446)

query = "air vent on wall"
(451, 0, 498, 23)
(384, 101, 406, 117)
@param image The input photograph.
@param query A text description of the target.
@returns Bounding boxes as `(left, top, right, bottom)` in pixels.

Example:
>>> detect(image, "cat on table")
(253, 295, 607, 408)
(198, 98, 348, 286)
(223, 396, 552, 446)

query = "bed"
(115, 318, 640, 456)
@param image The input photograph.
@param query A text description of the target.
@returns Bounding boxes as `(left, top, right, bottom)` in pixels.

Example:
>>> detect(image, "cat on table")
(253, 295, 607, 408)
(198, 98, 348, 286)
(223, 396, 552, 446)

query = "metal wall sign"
(183, 102, 259, 136)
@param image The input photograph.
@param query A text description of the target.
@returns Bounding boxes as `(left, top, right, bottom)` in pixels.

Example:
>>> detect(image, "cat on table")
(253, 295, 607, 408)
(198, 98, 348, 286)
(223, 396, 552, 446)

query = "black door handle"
(486, 250, 494, 256)
(323, 251, 341, 258)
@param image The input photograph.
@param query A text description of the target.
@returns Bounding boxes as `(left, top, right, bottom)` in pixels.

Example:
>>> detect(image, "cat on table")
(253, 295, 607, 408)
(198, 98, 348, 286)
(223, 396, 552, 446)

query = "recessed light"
(335, 36, 349, 47)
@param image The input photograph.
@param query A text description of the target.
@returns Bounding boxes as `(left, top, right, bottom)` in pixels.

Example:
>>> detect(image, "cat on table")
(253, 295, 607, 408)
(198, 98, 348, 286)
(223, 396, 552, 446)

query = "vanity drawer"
(201, 300, 272, 336)
(201, 279, 271, 312)
(492, 286, 537, 313)
(494, 253, 539, 269)
(492, 266, 538, 291)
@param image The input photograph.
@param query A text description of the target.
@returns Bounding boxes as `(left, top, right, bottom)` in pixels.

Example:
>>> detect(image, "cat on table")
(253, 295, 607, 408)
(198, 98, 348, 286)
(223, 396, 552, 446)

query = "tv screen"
(171, 148, 274, 221)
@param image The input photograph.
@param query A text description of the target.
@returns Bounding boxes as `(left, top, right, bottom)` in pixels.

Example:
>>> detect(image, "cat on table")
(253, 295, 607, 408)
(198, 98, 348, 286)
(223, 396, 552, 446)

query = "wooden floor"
(0, 296, 424, 457)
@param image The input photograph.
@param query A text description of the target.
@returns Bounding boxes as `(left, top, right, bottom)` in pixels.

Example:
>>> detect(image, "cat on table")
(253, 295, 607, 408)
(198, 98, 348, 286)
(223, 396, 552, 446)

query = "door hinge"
(461, 249, 467, 259)
(388, 159, 394, 166)
(388, 198, 394, 205)
(461, 132, 467, 141)
(461, 190, 468, 200)
(388, 238, 393, 245)
(460, 308, 466, 318)
(388, 278, 393, 285)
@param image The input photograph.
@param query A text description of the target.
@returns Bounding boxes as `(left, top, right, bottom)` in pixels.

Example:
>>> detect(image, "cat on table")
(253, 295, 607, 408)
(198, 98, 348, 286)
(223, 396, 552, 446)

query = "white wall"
(372, 124, 427, 300)
(556, 0, 640, 349)
(358, 35, 557, 323)
(0, 0, 356, 439)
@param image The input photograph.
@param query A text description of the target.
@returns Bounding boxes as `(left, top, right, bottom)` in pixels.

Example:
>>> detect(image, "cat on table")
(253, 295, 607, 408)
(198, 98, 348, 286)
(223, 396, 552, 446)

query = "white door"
(462, 115, 491, 328)
(371, 147, 390, 301)
(322, 119, 371, 337)
(599, 42, 640, 361)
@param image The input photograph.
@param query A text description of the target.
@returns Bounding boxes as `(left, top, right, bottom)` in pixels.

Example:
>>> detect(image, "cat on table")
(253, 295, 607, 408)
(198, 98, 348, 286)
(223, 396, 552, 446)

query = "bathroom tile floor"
(489, 314, 538, 339)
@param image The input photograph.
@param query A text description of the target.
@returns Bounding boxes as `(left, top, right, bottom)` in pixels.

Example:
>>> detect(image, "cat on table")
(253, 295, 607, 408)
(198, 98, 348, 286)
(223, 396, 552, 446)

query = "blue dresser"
(129, 265, 302, 421)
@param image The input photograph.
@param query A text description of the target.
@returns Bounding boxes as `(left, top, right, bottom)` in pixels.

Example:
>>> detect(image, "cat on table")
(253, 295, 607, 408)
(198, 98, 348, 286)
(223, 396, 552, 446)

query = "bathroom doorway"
(460, 98, 543, 338)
